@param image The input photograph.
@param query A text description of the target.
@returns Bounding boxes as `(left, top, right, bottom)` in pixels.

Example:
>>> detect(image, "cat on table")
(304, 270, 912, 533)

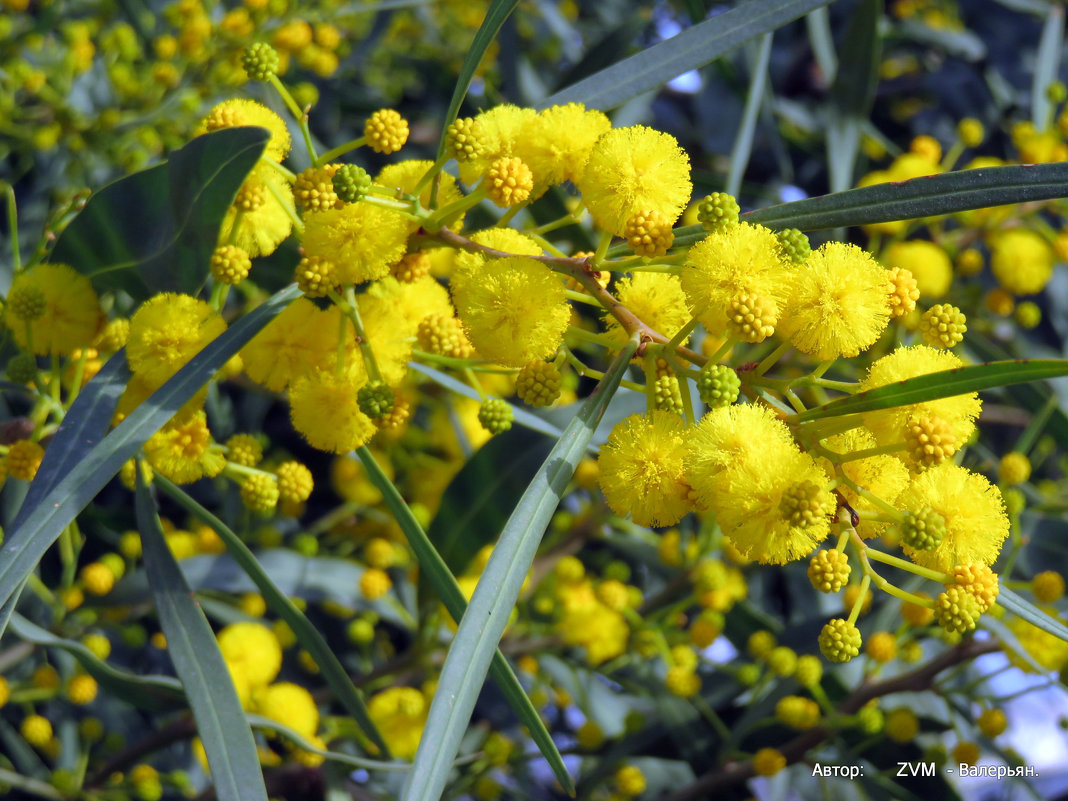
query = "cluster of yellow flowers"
(8, 24, 1068, 794)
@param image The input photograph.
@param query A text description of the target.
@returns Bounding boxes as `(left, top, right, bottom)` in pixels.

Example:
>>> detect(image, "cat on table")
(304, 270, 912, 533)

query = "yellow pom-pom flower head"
(217, 622, 282, 688)
(576, 125, 691, 236)
(859, 346, 981, 452)
(127, 293, 226, 389)
(452, 256, 568, 367)
(6, 263, 103, 356)
(778, 242, 890, 360)
(603, 272, 691, 345)
(990, 229, 1053, 295)
(680, 223, 789, 335)
(598, 411, 693, 528)
(687, 404, 833, 564)
(897, 463, 1009, 573)
(289, 369, 377, 454)
(302, 201, 410, 285)
(197, 98, 291, 162)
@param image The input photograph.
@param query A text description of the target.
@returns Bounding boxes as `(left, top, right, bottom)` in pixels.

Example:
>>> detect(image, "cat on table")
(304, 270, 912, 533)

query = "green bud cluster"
(515, 360, 562, 407)
(653, 375, 684, 413)
(358, 380, 395, 419)
(241, 42, 280, 81)
(818, 618, 862, 662)
(6, 353, 38, 385)
(696, 363, 740, 408)
(332, 164, 373, 204)
(478, 398, 513, 435)
(899, 507, 946, 551)
(776, 228, 811, 264)
(697, 192, 740, 233)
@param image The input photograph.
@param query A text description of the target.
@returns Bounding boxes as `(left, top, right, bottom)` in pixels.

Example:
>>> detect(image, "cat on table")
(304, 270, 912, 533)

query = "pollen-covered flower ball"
(598, 411, 693, 528)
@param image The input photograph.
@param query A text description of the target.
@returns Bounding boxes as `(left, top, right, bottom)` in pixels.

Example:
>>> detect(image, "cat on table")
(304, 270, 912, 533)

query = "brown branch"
(86, 715, 196, 787)
(429, 228, 706, 365)
(657, 638, 1001, 801)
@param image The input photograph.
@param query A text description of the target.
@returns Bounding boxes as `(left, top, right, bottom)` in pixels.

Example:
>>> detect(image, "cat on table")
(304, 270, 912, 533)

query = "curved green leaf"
(10, 352, 129, 531)
(1032, 5, 1064, 130)
(50, 127, 269, 302)
(246, 716, 409, 772)
(826, 0, 881, 198)
(357, 446, 574, 796)
(9, 613, 185, 711)
(426, 426, 552, 579)
(725, 32, 773, 198)
(739, 162, 1068, 231)
(135, 476, 268, 801)
(402, 336, 638, 801)
(998, 586, 1068, 646)
(154, 476, 391, 756)
(0, 285, 301, 629)
(794, 359, 1068, 422)
(543, 0, 834, 110)
(435, 0, 520, 162)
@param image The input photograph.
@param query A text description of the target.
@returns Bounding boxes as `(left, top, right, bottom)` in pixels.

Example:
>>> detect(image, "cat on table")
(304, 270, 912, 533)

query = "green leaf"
(8, 613, 185, 711)
(434, 0, 520, 162)
(965, 333, 1068, 452)
(426, 426, 552, 578)
(49, 127, 269, 302)
(1032, 5, 1064, 130)
(0, 285, 300, 634)
(725, 33, 773, 198)
(998, 586, 1068, 645)
(543, 0, 834, 110)
(794, 360, 1068, 422)
(739, 162, 1068, 231)
(135, 476, 268, 801)
(10, 352, 129, 531)
(357, 446, 575, 796)
(402, 336, 638, 801)
(826, 0, 882, 197)
(246, 715, 410, 772)
(154, 476, 391, 756)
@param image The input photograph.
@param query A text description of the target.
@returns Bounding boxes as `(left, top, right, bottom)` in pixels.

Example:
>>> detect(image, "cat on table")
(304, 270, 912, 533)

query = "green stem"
(425, 184, 487, 231)
(592, 230, 613, 264)
(412, 154, 449, 199)
(846, 574, 871, 626)
(863, 546, 948, 584)
(705, 335, 737, 366)
(753, 340, 791, 377)
(268, 74, 317, 162)
(564, 289, 603, 307)
(260, 156, 296, 181)
(5, 184, 19, 272)
(316, 136, 367, 167)
(0, 768, 64, 800)
(264, 172, 304, 236)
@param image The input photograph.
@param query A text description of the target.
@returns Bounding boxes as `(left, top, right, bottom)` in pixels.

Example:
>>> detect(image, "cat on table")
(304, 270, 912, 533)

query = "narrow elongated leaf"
(246, 716, 409, 772)
(1032, 5, 1064, 130)
(402, 336, 638, 801)
(9, 613, 185, 710)
(825, 0, 881, 197)
(154, 476, 390, 756)
(136, 477, 268, 801)
(998, 586, 1068, 645)
(543, 0, 834, 110)
(725, 33, 773, 198)
(426, 426, 552, 578)
(435, 0, 520, 162)
(50, 127, 269, 302)
(0, 285, 300, 628)
(10, 352, 130, 531)
(794, 359, 1068, 422)
(357, 446, 574, 796)
(740, 162, 1068, 231)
